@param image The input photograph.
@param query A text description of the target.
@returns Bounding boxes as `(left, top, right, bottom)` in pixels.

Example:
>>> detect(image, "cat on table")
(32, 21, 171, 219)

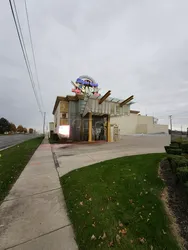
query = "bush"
(177, 167, 188, 183)
(49, 133, 60, 144)
(181, 143, 188, 153)
(169, 142, 179, 148)
(165, 146, 182, 155)
(167, 155, 188, 173)
(184, 181, 188, 195)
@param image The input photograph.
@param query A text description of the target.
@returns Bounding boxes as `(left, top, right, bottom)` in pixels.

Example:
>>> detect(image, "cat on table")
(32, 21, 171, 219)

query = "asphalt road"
(0, 134, 39, 150)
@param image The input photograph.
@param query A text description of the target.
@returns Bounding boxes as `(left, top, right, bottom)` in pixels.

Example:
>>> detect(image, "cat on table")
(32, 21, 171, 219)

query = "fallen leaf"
(92, 223, 95, 227)
(101, 232, 107, 240)
(162, 229, 167, 235)
(108, 241, 114, 247)
(79, 201, 83, 206)
(116, 234, 121, 244)
(119, 228, 127, 235)
(89, 198, 92, 201)
(138, 237, 145, 244)
(91, 235, 96, 240)
(119, 222, 123, 227)
(87, 211, 90, 214)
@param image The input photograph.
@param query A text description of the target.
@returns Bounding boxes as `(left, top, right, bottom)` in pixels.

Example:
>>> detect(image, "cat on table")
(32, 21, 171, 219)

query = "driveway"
(52, 134, 170, 177)
(0, 134, 39, 150)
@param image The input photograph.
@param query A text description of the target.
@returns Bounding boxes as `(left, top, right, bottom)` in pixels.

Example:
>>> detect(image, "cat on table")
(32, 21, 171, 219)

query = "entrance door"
(92, 116, 105, 141)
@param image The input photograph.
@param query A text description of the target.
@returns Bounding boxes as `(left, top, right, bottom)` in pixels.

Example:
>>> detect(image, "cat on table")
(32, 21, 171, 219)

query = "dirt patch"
(160, 159, 188, 249)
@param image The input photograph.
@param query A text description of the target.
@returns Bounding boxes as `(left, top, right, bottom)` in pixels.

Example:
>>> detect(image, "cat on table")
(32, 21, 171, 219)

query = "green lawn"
(61, 153, 180, 250)
(0, 136, 44, 202)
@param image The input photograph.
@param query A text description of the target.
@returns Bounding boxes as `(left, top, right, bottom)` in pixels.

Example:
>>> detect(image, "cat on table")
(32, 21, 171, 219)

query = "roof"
(52, 94, 135, 114)
(52, 95, 84, 114)
(52, 96, 66, 115)
(130, 110, 140, 114)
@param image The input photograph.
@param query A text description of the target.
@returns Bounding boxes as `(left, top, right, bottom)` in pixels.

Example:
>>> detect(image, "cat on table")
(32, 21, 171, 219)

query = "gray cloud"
(1, 0, 188, 131)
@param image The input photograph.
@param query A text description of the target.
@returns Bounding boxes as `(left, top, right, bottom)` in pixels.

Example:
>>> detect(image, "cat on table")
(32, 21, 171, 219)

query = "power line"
(24, 0, 44, 111)
(9, 0, 43, 116)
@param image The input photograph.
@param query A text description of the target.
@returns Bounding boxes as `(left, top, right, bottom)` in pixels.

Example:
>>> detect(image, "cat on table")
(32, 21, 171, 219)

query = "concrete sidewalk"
(0, 139, 78, 250)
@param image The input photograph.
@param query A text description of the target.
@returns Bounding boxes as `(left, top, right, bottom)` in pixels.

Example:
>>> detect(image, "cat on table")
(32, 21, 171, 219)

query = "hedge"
(167, 155, 188, 173)
(181, 143, 188, 153)
(177, 167, 188, 183)
(165, 146, 182, 155)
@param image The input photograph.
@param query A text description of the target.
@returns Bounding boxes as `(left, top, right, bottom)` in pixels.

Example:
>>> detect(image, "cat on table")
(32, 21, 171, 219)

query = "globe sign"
(71, 75, 100, 97)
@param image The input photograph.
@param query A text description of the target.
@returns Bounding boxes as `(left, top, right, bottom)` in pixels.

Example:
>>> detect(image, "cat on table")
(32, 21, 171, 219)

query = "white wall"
(111, 113, 169, 135)
(111, 114, 138, 135)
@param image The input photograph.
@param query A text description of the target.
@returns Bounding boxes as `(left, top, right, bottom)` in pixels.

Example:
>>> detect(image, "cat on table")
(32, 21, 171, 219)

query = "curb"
(0, 136, 41, 152)
(0, 140, 26, 152)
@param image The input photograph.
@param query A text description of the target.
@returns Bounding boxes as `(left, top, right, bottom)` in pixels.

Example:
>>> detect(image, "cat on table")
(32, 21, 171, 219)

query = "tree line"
(0, 117, 34, 134)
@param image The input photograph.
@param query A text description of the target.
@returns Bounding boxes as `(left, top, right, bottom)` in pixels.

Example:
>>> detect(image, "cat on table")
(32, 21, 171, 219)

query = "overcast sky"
(1, 0, 188, 131)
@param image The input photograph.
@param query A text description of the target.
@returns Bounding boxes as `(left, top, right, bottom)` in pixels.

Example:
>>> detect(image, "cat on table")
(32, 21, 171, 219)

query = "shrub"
(170, 143, 180, 148)
(165, 146, 182, 155)
(184, 181, 188, 195)
(167, 155, 188, 173)
(169, 142, 179, 148)
(181, 143, 188, 154)
(176, 167, 188, 183)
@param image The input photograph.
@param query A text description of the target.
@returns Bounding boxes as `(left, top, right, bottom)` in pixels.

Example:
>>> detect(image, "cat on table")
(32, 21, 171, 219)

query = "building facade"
(111, 111, 168, 135)
(52, 94, 133, 142)
(52, 75, 168, 142)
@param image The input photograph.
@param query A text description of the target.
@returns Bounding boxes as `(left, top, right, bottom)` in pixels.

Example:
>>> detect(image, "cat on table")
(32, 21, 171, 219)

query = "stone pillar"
(88, 112, 92, 142)
(107, 115, 111, 142)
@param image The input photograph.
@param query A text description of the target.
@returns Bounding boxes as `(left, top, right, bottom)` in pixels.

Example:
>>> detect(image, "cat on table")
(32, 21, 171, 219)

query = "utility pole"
(43, 112, 46, 136)
(169, 115, 172, 142)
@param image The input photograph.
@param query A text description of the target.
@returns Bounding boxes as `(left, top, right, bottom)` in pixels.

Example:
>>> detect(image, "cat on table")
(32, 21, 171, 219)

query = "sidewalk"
(0, 139, 78, 250)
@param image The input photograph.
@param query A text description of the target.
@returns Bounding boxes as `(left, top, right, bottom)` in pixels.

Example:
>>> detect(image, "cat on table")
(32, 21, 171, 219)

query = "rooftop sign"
(71, 75, 100, 97)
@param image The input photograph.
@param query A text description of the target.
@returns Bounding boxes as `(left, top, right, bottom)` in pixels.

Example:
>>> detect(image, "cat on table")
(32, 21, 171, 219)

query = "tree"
(10, 123, 16, 133)
(29, 128, 33, 134)
(23, 127, 27, 134)
(17, 125, 24, 133)
(0, 117, 10, 134)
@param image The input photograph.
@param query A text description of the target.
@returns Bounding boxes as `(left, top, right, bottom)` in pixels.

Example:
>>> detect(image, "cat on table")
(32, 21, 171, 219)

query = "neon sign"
(71, 75, 100, 97)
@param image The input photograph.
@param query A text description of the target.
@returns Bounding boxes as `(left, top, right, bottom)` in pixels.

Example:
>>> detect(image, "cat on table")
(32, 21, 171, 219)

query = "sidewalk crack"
(5, 223, 72, 249)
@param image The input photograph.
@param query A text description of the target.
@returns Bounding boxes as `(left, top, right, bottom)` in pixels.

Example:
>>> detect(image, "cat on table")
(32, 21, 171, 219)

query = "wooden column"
(107, 115, 111, 142)
(88, 112, 92, 142)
